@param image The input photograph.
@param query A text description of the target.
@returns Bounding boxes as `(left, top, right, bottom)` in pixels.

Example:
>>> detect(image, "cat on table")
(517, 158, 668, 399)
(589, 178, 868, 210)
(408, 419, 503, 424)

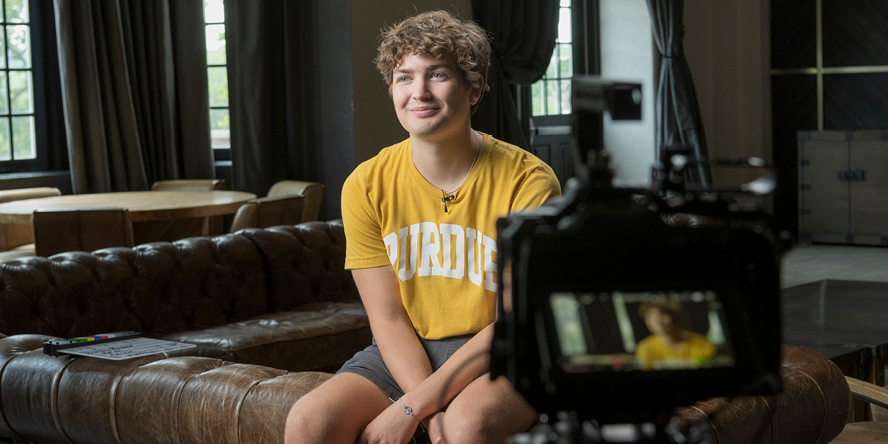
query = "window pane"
(558, 44, 573, 78)
(9, 70, 31, 113)
(204, 0, 225, 23)
(546, 80, 559, 115)
(5, 0, 28, 23)
(0, 118, 9, 160)
(545, 50, 558, 79)
(0, 28, 6, 69)
(558, 8, 572, 43)
(208, 67, 228, 107)
(211, 128, 230, 149)
(560, 80, 571, 114)
(210, 108, 229, 131)
(7, 25, 30, 68)
(11, 115, 33, 159)
(531, 81, 544, 115)
(206, 24, 226, 65)
(0, 72, 7, 114)
(561, 0, 570, 7)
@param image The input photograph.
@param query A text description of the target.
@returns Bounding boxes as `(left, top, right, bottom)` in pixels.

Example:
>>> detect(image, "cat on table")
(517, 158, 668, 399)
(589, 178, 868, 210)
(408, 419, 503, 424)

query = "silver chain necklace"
(444, 131, 482, 195)
(439, 131, 481, 213)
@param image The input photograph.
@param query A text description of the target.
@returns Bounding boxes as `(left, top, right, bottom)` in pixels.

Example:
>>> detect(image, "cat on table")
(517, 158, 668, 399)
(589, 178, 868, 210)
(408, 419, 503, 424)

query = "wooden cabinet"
(798, 130, 888, 246)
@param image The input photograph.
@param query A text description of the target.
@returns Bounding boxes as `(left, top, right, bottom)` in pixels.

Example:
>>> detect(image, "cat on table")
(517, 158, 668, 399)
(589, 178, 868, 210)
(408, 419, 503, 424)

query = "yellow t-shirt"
(635, 331, 717, 369)
(341, 133, 561, 339)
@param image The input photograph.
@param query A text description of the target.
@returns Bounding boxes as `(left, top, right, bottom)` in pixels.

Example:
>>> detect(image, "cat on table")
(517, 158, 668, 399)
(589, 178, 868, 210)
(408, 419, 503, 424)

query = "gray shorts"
(337, 334, 473, 401)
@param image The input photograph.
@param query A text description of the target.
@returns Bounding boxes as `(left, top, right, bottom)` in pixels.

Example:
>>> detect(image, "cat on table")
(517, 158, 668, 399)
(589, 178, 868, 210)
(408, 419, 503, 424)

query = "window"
(520, 0, 579, 188)
(531, 0, 574, 116)
(0, 0, 35, 165)
(521, 0, 653, 187)
(204, 0, 229, 150)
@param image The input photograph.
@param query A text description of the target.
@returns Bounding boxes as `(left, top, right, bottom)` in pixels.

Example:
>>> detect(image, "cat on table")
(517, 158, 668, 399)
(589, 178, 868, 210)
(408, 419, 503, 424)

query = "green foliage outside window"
(531, 2, 573, 117)
(205, 0, 229, 146)
(0, 0, 35, 161)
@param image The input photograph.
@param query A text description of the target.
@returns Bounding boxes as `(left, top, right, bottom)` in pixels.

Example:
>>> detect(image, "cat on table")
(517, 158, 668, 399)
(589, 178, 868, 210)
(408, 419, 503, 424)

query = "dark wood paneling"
(824, 73, 888, 130)
(530, 136, 575, 190)
(771, 75, 818, 233)
(823, 0, 888, 67)
(771, 0, 817, 69)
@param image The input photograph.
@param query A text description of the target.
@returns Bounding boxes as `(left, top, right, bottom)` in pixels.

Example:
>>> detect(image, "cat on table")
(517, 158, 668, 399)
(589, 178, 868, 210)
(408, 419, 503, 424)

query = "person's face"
(391, 52, 482, 139)
(643, 307, 675, 336)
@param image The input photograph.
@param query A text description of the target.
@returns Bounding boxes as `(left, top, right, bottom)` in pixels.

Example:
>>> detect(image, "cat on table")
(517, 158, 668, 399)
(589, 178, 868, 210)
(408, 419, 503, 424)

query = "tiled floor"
(781, 243, 888, 289)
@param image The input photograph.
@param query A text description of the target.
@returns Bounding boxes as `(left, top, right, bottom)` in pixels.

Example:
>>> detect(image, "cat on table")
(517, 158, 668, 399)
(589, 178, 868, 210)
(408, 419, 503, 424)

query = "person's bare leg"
(284, 373, 391, 444)
(436, 375, 537, 444)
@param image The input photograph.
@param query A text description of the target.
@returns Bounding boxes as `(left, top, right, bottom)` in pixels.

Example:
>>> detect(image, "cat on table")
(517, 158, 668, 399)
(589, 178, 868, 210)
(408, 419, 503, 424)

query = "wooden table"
(782, 279, 888, 385)
(0, 191, 257, 224)
(783, 279, 888, 421)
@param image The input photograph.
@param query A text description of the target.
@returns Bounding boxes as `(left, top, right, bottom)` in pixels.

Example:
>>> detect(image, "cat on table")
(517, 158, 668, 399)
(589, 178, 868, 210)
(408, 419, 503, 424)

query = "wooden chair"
(138, 179, 225, 243)
(267, 180, 324, 222)
(150, 179, 225, 191)
(828, 376, 888, 443)
(229, 195, 305, 233)
(0, 187, 62, 251)
(32, 208, 134, 257)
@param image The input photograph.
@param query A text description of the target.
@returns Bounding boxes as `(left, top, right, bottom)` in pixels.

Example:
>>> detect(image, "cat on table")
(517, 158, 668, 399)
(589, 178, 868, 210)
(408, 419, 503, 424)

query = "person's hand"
(357, 401, 420, 444)
(425, 411, 446, 444)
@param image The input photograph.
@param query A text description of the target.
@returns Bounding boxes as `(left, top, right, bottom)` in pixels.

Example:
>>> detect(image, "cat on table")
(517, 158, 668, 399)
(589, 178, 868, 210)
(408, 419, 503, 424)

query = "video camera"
(492, 76, 785, 442)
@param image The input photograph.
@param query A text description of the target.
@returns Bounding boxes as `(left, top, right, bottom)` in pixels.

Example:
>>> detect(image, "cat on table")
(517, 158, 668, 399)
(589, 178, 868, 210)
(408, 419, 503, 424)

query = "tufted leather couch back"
(0, 221, 358, 340)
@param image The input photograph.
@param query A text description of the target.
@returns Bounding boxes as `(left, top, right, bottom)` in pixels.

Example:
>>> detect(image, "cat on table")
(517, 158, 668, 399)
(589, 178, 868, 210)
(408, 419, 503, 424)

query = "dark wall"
(771, 0, 888, 233)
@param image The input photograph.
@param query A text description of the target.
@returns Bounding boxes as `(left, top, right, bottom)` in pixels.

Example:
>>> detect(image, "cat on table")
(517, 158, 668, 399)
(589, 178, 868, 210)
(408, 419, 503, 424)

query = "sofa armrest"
(675, 345, 850, 444)
(0, 334, 333, 444)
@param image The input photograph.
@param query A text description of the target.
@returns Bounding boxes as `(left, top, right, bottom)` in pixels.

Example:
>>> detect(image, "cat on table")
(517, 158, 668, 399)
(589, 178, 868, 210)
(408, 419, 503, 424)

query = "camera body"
(491, 76, 783, 426)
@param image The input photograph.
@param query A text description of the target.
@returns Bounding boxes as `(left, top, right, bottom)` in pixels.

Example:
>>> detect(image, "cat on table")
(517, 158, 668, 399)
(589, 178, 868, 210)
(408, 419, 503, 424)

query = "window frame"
(519, 0, 601, 143)
(0, 0, 54, 174)
(204, 0, 230, 152)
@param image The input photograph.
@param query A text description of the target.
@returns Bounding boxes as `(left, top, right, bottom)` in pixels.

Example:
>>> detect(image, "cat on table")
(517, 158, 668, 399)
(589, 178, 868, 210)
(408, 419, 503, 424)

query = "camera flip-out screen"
(550, 290, 735, 373)
(493, 205, 783, 421)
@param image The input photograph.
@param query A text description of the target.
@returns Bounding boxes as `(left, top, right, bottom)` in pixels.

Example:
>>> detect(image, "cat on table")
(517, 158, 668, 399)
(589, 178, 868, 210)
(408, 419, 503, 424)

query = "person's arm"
(353, 265, 435, 443)
(360, 273, 513, 444)
(396, 272, 511, 419)
(354, 265, 433, 391)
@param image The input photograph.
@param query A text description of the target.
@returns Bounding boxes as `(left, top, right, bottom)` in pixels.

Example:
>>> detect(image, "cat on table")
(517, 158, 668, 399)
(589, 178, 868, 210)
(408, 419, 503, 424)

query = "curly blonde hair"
(375, 10, 491, 113)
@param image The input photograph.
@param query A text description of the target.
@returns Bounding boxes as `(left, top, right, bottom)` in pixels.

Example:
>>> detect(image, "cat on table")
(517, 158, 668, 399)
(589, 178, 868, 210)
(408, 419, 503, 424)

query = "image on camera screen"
(550, 290, 736, 372)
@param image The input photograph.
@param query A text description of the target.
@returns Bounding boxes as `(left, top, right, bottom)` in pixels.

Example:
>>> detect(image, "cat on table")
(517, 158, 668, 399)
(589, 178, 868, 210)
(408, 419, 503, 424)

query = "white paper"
(61, 337, 196, 360)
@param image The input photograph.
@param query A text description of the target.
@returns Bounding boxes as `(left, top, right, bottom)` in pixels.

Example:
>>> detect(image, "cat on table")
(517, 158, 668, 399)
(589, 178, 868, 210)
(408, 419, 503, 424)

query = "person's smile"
(409, 105, 440, 118)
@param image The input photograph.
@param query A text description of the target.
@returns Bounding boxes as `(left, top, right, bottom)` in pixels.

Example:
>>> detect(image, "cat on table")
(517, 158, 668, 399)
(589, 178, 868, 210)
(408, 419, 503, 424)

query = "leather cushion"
(161, 302, 371, 371)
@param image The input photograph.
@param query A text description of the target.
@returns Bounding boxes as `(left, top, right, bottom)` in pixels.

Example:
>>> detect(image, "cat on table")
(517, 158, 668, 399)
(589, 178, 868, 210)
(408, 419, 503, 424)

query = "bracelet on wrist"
(395, 397, 426, 433)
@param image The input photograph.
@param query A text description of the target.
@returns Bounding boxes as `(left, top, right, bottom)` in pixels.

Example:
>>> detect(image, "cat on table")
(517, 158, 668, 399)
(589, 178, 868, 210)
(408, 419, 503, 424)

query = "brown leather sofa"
(0, 220, 885, 443)
(0, 220, 370, 373)
(0, 339, 878, 444)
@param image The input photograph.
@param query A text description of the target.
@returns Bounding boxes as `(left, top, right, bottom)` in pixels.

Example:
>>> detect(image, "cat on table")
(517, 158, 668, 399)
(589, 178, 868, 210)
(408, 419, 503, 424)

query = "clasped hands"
(357, 400, 446, 444)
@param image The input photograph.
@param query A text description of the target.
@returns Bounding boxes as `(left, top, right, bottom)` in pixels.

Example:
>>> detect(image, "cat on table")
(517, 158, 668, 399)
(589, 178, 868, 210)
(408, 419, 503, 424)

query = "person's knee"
(285, 391, 342, 444)
(439, 411, 492, 444)
(284, 399, 319, 444)
(284, 374, 390, 444)
(439, 385, 537, 443)
(440, 404, 534, 444)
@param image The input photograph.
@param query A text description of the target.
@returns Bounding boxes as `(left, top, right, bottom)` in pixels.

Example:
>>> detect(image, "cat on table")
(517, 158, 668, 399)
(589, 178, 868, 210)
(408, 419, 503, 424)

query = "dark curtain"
(471, 1, 561, 148)
(646, 0, 711, 185)
(53, 0, 213, 194)
(225, 0, 315, 197)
